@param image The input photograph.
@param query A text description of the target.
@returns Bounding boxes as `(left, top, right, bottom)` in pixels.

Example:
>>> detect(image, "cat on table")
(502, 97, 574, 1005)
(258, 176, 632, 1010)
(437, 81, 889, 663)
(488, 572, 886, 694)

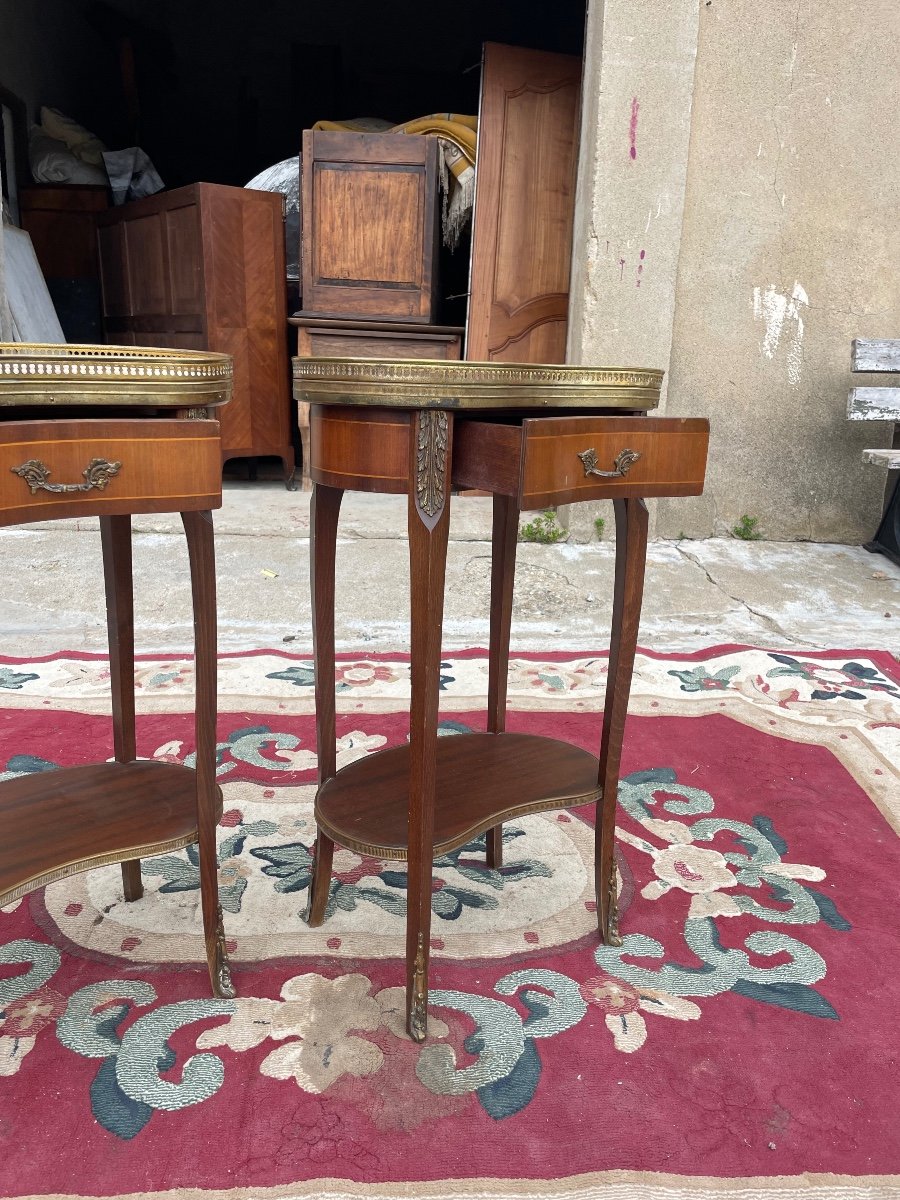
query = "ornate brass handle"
(577, 447, 641, 479)
(11, 458, 122, 495)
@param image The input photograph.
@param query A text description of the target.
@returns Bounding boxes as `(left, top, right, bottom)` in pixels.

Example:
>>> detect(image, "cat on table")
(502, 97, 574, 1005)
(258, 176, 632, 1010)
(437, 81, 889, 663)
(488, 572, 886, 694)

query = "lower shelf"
(315, 732, 602, 859)
(0, 761, 221, 905)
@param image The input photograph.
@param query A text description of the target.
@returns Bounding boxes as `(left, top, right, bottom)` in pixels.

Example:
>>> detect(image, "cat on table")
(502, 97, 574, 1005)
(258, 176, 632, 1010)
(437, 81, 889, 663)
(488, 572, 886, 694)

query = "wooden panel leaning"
(0, 342, 235, 998)
(848, 337, 900, 567)
(301, 131, 440, 322)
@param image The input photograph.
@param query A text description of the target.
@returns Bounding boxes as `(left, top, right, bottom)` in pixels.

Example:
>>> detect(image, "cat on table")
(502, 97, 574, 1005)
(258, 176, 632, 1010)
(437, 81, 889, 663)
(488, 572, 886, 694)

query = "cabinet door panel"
(97, 223, 131, 317)
(124, 214, 168, 315)
(302, 131, 439, 322)
(165, 204, 203, 315)
(96, 183, 292, 470)
(202, 186, 288, 455)
(467, 43, 581, 363)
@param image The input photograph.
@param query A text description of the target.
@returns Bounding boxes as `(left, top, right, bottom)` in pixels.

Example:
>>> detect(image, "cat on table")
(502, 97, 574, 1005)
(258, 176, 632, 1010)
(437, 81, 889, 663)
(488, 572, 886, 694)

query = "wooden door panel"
(97, 223, 131, 317)
(315, 167, 423, 284)
(489, 314, 567, 364)
(202, 186, 288, 456)
(165, 204, 203, 315)
(124, 214, 168, 316)
(466, 43, 581, 363)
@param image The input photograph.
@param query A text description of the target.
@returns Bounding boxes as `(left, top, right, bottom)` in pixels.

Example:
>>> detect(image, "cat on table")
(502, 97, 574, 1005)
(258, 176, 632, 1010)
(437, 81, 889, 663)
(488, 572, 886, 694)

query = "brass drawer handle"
(11, 458, 122, 495)
(577, 447, 641, 478)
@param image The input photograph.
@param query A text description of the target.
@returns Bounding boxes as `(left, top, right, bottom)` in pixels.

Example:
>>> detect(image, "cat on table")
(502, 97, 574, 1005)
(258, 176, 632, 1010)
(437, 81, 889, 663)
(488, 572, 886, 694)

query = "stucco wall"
(573, 0, 900, 542)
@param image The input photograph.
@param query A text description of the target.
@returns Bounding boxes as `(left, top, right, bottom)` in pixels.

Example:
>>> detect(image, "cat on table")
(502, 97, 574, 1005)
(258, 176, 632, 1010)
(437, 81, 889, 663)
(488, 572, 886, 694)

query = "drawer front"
(0, 419, 222, 526)
(520, 416, 709, 509)
(310, 406, 411, 493)
(301, 329, 462, 361)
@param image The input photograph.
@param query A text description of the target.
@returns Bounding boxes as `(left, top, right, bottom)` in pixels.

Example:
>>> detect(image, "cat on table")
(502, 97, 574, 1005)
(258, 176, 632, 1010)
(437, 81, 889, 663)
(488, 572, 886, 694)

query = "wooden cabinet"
(96, 183, 295, 482)
(301, 131, 440, 323)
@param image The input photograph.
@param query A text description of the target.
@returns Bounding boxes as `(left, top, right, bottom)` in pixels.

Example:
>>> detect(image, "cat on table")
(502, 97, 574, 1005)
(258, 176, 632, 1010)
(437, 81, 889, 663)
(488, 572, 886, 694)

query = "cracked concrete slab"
(0, 481, 897, 658)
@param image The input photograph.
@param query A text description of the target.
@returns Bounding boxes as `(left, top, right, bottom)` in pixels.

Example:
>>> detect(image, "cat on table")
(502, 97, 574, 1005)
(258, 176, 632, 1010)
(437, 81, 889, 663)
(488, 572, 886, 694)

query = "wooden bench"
(848, 339, 900, 566)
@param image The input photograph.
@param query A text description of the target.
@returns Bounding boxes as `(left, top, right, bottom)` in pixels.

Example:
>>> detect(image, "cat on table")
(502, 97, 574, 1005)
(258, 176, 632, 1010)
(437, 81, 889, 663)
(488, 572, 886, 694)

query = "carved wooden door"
(466, 43, 582, 363)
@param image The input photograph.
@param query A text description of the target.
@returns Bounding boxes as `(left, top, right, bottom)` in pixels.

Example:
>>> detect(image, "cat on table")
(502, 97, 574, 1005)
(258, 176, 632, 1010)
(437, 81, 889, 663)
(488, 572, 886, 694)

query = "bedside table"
(294, 357, 710, 1041)
(0, 342, 235, 998)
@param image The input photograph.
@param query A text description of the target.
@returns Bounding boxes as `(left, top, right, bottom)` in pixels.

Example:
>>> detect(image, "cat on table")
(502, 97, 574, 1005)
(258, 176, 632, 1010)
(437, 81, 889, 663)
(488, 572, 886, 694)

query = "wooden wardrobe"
(96, 183, 295, 484)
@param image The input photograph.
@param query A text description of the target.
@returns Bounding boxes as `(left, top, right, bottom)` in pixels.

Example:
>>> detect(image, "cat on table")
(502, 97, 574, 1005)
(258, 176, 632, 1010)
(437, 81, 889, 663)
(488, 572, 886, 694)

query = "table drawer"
(298, 327, 462, 361)
(452, 416, 709, 508)
(0, 418, 222, 525)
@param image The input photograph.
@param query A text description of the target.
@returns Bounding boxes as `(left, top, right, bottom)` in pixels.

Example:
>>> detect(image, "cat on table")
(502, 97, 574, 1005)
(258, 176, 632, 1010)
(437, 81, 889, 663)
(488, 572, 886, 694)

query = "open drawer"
(451, 415, 710, 508)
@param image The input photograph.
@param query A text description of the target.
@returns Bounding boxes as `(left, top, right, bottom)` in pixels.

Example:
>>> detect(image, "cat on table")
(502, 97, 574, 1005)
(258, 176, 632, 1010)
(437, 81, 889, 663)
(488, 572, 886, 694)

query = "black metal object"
(865, 473, 900, 569)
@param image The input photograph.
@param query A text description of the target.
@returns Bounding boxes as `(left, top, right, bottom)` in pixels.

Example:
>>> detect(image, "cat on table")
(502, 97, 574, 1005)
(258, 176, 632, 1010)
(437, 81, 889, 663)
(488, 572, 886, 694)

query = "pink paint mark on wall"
(629, 97, 640, 160)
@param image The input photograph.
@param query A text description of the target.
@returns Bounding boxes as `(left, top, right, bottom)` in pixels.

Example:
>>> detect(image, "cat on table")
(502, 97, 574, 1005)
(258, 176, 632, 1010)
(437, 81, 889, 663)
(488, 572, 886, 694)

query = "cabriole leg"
(100, 515, 142, 902)
(596, 497, 649, 946)
(485, 493, 519, 868)
(406, 410, 452, 1041)
(182, 509, 234, 999)
(305, 483, 344, 927)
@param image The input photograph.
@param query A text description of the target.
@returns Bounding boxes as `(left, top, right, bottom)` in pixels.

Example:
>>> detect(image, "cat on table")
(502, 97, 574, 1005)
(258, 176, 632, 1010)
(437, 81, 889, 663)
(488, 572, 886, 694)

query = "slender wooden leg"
(304, 483, 344, 927)
(182, 509, 234, 999)
(485, 493, 519, 868)
(297, 401, 312, 492)
(100, 516, 143, 902)
(406, 410, 452, 1041)
(596, 498, 649, 946)
(281, 446, 297, 491)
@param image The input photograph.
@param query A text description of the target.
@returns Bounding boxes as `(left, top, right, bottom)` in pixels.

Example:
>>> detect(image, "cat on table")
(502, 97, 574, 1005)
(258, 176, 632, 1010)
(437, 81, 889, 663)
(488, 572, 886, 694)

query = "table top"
(292, 357, 662, 410)
(0, 343, 233, 408)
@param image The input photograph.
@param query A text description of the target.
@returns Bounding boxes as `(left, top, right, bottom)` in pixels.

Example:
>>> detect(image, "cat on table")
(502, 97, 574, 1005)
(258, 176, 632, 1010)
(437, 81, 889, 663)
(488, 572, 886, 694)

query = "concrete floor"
(0, 478, 898, 657)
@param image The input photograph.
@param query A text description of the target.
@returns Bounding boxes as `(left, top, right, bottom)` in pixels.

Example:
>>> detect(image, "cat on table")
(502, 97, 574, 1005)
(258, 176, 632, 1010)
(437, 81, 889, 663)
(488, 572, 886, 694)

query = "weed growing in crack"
(520, 510, 566, 544)
(732, 514, 762, 541)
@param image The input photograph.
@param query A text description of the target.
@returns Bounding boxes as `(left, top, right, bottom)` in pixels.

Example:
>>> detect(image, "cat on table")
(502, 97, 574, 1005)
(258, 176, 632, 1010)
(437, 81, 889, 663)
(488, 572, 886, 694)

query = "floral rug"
(1, 645, 899, 1200)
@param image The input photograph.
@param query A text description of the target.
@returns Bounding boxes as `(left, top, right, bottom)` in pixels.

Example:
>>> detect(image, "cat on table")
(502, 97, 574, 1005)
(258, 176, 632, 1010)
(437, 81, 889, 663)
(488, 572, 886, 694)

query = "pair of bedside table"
(0, 347, 708, 1041)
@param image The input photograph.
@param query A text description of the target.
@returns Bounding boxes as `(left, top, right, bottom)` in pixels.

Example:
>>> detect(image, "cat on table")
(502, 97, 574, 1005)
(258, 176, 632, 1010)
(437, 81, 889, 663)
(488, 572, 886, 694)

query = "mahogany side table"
(0, 342, 235, 998)
(293, 357, 710, 1040)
